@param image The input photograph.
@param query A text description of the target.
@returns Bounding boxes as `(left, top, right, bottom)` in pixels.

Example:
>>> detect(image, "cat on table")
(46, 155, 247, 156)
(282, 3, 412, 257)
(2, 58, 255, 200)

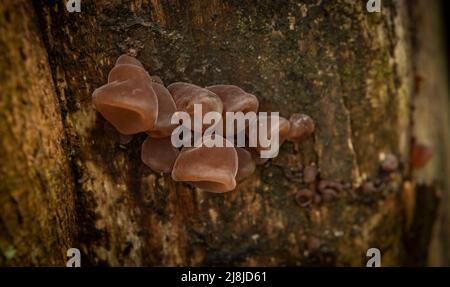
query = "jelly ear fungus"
(93, 54, 316, 193)
(92, 57, 158, 135)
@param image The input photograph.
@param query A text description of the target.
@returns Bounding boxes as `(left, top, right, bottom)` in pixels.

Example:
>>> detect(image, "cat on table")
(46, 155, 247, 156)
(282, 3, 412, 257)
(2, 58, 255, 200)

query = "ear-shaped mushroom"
(206, 85, 259, 136)
(206, 85, 258, 113)
(92, 79, 158, 135)
(92, 56, 158, 135)
(115, 54, 145, 69)
(147, 83, 177, 138)
(171, 135, 238, 193)
(252, 115, 290, 155)
(236, 147, 256, 182)
(287, 113, 315, 142)
(141, 136, 180, 173)
(108, 63, 151, 83)
(167, 82, 223, 131)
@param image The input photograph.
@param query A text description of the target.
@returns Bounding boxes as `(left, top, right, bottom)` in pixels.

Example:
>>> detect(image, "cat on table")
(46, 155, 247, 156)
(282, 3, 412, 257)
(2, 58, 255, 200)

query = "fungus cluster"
(294, 162, 352, 207)
(293, 151, 405, 208)
(93, 55, 315, 193)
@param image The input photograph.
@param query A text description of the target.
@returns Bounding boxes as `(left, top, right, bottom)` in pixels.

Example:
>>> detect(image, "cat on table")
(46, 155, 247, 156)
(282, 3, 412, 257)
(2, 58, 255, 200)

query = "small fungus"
(252, 115, 291, 155)
(147, 83, 177, 138)
(295, 188, 314, 207)
(235, 147, 256, 182)
(303, 163, 318, 184)
(115, 54, 145, 68)
(287, 113, 315, 142)
(206, 84, 259, 114)
(381, 153, 399, 172)
(141, 137, 179, 173)
(168, 82, 223, 130)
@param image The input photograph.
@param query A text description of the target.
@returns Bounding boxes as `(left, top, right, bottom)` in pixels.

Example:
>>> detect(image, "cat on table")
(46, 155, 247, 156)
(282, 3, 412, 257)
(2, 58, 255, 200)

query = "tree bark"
(0, 0, 448, 266)
(0, 0, 77, 265)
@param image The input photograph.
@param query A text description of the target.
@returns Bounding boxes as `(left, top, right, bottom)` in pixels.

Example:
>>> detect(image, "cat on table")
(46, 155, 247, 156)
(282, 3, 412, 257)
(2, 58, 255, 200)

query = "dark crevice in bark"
(403, 183, 440, 266)
(443, 0, 450, 87)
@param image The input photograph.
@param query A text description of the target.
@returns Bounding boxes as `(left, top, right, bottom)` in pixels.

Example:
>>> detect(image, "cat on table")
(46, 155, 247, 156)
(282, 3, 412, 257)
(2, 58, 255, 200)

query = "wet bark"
(0, 0, 448, 266)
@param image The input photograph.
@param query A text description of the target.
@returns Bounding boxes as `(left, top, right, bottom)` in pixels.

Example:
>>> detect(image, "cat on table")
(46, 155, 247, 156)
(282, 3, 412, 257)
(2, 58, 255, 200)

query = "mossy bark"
(0, 0, 448, 266)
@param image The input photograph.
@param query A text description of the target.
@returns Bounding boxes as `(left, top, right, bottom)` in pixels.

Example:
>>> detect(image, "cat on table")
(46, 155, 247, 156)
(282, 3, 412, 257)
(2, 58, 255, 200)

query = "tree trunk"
(0, 0, 448, 266)
(0, 0, 77, 265)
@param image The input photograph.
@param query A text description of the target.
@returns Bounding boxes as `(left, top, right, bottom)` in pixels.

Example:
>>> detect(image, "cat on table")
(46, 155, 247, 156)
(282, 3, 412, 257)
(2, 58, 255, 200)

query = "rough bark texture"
(0, 0, 77, 265)
(0, 0, 448, 266)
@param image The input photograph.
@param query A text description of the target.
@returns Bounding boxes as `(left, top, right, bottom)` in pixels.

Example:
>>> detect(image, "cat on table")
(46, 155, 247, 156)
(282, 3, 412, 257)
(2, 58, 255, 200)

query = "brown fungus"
(252, 115, 290, 155)
(321, 188, 338, 202)
(295, 188, 314, 207)
(92, 56, 158, 135)
(146, 83, 177, 138)
(115, 54, 145, 68)
(236, 147, 256, 182)
(381, 153, 399, 172)
(207, 85, 259, 135)
(141, 137, 179, 173)
(318, 179, 344, 193)
(92, 79, 158, 135)
(108, 63, 151, 83)
(168, 82, 223, 131)
(303, 163, 318, 184)
(287, 113, 315, 142)
(206, 84, 259, 114)
(171, 135, 238, 193)
(361, 181, 378, 194)
(92, 59, 319, 193)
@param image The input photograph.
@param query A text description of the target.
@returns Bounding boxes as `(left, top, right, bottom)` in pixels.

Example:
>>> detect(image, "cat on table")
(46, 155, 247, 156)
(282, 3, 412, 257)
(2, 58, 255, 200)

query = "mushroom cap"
(287, 113, 315, 142)
(167, 82, 223, 131)
(381, 153, 399, 172)
(92, 78, 158, 135)
(108, 64, 151, 84)
(303, 163, 318, 183)
(252, 115, 290, 153)
(206, 85, 258, 137)
(171, 135, 238, 193)
(236, 147, 256, 182)
(141, 136, 180, 173)
(115, 54, 145, 68)
(147, 83, 177, 138)
(206, 85, 259, 113)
